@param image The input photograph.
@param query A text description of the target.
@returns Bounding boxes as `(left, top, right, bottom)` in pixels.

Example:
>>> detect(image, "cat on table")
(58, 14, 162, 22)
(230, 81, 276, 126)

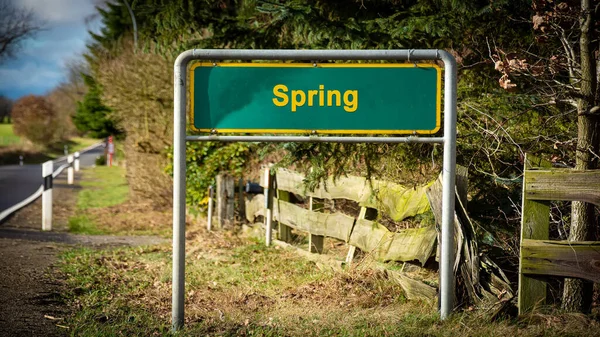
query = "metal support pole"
(172, 51, 188, 332)
(172, 49, 457, 330)
(74, 152, 80, 172)
(439, 50, 457, 319)
(207, 185, 214, 231)
(67, 155, 74, 185)
(42, 161, 53, 231)
(264, 167, 273, 246)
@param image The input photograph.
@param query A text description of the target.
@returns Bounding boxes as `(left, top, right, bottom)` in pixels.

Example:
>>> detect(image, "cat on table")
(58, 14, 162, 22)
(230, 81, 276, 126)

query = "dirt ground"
(0, 171, 166, 336)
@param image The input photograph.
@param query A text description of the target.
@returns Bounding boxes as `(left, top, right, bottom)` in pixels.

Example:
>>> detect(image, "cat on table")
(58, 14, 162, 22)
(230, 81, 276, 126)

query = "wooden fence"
(518, 154, 600, 314)
(246, 168, 437, 266)
(214, 166, 513, 305)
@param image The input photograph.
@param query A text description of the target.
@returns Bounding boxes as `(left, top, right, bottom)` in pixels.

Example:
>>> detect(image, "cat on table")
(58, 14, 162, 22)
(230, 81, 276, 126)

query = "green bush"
(95, 155, 106, 166)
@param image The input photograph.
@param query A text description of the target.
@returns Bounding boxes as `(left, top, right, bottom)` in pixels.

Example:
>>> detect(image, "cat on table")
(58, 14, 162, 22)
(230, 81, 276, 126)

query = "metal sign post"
(173, 49, 457, 331)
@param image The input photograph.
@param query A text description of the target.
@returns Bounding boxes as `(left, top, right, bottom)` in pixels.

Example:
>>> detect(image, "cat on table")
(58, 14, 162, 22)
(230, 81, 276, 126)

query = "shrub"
(11, 95, 60, 146)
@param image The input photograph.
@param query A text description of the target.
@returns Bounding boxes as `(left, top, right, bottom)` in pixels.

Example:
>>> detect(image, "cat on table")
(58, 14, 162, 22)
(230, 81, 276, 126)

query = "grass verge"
(58, 227, 600, 336)
(69, 163, 171, 236)
(0, 123, 22, 146)
(78, 166, 129, 210)
(68, 165, 129, 235)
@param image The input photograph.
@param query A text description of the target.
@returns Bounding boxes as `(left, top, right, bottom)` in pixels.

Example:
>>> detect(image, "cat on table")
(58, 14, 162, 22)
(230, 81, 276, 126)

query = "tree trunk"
(562, 0, 599, 313)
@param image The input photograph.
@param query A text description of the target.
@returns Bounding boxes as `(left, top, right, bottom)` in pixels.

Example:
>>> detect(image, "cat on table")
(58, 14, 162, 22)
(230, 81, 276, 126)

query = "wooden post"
(346, 207, 377, 265)
(518, 154, 551, 314)
(237, 178, 246, 222)
(216, 173, 235, 229)
(309, 196, 324, 254)
(207, 185, 214, 231)
(264, 167, 273, 246)
(277, 190, 293, 242)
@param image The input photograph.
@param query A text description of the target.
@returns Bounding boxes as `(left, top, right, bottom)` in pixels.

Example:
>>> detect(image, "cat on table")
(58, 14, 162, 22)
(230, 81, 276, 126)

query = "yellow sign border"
(189, 62, 442, 135)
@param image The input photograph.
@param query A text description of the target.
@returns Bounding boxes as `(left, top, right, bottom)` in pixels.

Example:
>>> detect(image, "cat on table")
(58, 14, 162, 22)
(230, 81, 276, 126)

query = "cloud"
(17, 0, 97, 25)
(0, 61, 63, 98)
(20, 24, 89, 64)
(0, 0, 102, 99)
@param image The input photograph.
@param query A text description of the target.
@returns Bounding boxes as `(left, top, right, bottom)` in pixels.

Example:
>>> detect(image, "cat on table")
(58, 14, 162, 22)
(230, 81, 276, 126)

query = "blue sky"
(0, 0, 101, 100)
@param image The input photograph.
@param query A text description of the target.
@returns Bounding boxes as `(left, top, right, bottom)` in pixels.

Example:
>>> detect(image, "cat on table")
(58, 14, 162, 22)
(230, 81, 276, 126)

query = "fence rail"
(247, 167, 438, 266)
(518, 154, 600, 314)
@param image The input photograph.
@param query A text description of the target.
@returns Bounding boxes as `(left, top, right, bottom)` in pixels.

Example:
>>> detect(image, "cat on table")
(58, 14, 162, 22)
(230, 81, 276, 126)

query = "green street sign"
(190, 63, 441, 134)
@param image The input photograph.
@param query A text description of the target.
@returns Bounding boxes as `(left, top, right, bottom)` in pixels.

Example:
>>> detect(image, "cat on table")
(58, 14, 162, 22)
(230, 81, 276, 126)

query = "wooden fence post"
(237, 178, 246, 223)
(346, 207, 377, 265)
(277, 190, 293, 242)
(518, 154, 551, 314)
(207, 185, 214, 231)
(309, 196, 324, 253)
(217, 173, 235, 229)
(264, 167, 273, 246)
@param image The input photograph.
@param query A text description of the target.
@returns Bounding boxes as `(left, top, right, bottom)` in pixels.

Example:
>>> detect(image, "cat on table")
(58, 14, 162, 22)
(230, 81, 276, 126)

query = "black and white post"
(42, 161, 53, 231)
(74, 152, 80, 172)
(67, 154, 74, 185)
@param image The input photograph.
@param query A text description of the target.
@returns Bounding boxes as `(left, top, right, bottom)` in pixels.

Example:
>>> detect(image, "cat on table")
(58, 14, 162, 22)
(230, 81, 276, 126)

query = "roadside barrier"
(42, 161, 53, 231)
(67, 155, 74, 185)
(0, 142, 102, 225)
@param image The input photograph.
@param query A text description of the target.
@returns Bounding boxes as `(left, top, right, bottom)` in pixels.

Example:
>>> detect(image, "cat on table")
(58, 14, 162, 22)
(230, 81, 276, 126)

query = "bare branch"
(0, 0, 43, 62)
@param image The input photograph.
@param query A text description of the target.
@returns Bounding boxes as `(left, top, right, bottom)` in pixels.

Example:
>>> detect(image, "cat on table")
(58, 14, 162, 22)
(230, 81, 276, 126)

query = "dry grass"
(86, 200, 172, 236)
(59, 217, 600, 336)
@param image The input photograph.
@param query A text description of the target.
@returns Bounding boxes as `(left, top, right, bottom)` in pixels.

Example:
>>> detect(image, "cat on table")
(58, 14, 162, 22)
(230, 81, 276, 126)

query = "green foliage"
(73, 74, 119, 138)
(83, 0, 569, 242)
(166, 141, 256, 208)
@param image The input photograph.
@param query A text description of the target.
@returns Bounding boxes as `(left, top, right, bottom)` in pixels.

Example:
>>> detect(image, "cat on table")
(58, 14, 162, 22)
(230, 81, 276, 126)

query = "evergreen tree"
(73, 74, 118, 138)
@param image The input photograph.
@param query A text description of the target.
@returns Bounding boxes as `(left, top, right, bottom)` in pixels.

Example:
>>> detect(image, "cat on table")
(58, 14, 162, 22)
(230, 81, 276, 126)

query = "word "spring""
(272, 84, 358, 113)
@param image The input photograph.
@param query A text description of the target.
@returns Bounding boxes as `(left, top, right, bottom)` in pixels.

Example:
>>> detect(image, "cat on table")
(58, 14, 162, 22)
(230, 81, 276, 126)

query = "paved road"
(0, 144, 104, 214)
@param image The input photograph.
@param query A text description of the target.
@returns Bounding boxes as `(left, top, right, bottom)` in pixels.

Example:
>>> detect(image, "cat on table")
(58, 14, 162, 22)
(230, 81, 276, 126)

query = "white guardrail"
(0, 142, 103, 223)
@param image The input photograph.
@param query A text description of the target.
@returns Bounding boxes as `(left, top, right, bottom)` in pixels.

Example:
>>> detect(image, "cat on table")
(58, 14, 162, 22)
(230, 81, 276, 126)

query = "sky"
(0, 0, 102, 100)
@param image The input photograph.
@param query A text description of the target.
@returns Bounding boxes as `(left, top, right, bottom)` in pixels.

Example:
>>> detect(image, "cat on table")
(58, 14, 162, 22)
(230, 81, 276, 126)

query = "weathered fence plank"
(277, 190, 293, 242)
(518, 154, 551, 314)
(345, 206, 377, 265)
(524, 170, 600, 206)
(348, 219, 436, 265)
(275, 168, 431, 221)
(521, 239, 600, 283)
(385, 269, 437, 303)
(276, 199, 355, 242)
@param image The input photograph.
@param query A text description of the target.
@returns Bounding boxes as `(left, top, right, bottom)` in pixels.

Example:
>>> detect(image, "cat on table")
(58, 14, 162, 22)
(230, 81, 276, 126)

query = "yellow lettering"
(319, 85, 325, 106)
(291, 90, 306, 112)
(272, 84, 289, 107)
(327, 90, 341, 107)
(343, 90, 358, 112)
(272, 84, 358, 113)
(307, 90, 318, 106)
